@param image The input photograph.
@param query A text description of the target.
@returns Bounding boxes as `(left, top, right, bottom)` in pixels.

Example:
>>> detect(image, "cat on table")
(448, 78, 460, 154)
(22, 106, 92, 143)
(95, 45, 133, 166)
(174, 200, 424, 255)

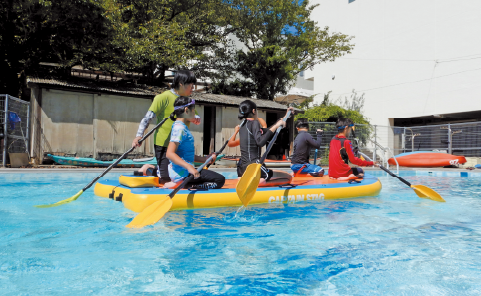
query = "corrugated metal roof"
(27, 76, 300, 111)
(191, 93, 299, 111)
(27, 77, 163, 96)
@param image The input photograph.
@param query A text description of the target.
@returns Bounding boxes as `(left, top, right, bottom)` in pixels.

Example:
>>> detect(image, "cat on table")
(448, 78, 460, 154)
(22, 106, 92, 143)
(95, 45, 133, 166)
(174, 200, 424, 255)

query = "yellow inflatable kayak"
(94, 174, 382, 213)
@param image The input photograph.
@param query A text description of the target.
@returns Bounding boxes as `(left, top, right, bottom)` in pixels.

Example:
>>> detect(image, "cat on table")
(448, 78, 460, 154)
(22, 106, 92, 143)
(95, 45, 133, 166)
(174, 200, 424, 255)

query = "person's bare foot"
(331, 174, 356, 181)
(163, 181, 177, 189)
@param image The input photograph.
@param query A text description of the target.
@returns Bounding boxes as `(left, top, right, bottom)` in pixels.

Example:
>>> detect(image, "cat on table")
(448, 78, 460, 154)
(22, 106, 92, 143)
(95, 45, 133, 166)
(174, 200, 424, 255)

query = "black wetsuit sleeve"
(305, 131, 323, 148)
(252, 120, 274, 147)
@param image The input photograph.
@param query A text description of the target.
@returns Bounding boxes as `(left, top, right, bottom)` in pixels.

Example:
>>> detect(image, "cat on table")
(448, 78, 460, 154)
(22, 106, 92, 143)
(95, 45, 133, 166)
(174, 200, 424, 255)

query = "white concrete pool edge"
(2, 166, 481, 177)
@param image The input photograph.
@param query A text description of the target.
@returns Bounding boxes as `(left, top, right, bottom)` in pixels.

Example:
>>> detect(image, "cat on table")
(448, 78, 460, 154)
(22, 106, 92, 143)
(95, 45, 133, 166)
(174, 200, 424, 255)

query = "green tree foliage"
(300, 103, 370, 125)
(213, 0, 354, 100)
(335, 89, 366, 113)
(0, 0, 237, 95)
(100, 0, 236, 85)
(1, 0, 353, 98)
(298, 95, 315, 110)
(0, 0, 113, 96)
(210, 79, 255, 97)
(296, 91, 372, 146)
(296, 91, 370, 124)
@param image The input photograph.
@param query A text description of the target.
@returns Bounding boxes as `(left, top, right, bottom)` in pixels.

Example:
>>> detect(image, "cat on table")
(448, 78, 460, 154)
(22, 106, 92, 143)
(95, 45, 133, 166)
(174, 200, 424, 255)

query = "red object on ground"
(388, 151, 467, 167)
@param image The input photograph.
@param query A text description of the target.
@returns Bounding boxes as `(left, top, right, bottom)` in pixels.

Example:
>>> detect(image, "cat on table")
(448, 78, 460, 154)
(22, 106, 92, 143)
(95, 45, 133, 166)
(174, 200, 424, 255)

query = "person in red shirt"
(328, 118, 378, 180)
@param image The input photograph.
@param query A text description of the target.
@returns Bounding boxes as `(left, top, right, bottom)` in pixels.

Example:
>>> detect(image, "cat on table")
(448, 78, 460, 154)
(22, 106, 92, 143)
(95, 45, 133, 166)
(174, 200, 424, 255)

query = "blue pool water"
(1, 171, 481, 295)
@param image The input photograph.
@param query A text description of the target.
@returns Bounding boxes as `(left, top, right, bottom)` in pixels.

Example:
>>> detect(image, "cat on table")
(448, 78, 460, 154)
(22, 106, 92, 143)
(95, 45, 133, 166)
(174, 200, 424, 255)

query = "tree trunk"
(154, 64, 168, 87)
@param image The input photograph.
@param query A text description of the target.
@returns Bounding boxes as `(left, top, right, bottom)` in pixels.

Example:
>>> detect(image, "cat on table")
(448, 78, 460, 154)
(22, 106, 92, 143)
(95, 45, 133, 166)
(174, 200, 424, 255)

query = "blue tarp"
(8, 111, 21, 130)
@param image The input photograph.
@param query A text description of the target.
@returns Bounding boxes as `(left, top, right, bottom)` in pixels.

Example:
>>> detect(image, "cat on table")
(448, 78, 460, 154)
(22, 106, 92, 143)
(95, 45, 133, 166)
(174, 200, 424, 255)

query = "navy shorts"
(291, 163, 324, 174)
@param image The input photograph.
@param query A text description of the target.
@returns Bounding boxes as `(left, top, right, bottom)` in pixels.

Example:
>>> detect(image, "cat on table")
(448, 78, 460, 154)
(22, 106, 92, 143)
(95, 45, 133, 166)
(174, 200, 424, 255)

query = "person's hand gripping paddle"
(126, 120, 247, 228)
(358, 152, 445, 202)
(35, 119, 168, 208)
(236, 110, 292, 207)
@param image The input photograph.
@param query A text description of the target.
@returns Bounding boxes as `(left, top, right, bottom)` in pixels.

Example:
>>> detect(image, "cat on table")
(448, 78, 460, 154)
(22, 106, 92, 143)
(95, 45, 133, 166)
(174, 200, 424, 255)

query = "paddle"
(35, 118, 169, 208)
(313, 149, 318, 166)
(126, 120, 247, 228)
(236, 110, 292, 207)
(358, 151, 445, 202)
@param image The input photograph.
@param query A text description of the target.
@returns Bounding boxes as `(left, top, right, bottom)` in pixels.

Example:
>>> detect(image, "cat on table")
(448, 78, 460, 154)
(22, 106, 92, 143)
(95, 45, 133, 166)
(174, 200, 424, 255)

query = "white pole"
(3, 95, 9, 167)
(448, 124, 452, 154)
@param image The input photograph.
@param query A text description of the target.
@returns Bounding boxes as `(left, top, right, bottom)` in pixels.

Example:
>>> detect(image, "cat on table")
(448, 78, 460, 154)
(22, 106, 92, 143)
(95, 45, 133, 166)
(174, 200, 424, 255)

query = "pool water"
(1, 171, 481, 295)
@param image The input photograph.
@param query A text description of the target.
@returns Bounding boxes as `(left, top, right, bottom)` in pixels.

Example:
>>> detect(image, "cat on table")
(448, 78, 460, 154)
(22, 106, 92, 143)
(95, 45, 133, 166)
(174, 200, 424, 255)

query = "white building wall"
(310, 0, 481, 126)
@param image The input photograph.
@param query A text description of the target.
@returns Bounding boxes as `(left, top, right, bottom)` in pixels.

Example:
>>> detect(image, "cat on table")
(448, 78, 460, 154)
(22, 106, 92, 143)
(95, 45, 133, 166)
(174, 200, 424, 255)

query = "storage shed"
(27, 76, 299, 163)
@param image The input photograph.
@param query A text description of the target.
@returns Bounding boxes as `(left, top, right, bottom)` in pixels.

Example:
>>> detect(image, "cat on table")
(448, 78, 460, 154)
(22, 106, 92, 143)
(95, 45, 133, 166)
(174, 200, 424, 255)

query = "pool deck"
(1, 166, 481, 174)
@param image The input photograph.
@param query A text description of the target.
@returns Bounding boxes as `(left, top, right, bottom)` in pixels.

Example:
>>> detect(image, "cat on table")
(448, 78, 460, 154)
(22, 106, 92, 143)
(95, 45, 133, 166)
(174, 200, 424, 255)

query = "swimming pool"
(1, 171, 481, 295)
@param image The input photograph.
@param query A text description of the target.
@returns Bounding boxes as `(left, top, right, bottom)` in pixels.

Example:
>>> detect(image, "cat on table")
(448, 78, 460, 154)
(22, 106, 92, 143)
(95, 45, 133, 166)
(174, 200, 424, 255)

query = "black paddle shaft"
(167, 120, 247, 198)
(166, 141, 226, 198)
(166, 156, 213, 199)
(82, 118, 169, 191)
(358, 152, 412, 187)
(259, 110, 292, 164)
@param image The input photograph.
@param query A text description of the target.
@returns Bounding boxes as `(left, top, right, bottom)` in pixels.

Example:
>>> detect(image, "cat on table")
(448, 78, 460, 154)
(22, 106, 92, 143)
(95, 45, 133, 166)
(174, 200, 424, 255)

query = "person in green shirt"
(132, 70, 200, 184)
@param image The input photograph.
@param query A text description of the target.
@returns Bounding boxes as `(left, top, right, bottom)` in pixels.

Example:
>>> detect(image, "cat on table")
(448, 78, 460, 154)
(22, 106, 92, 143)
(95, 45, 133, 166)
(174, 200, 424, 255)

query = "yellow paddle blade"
(236, 163, 262, 207)
(126, 196, 173, 228)
(411, 185, 445, 202)
(34, 190, 84, 208)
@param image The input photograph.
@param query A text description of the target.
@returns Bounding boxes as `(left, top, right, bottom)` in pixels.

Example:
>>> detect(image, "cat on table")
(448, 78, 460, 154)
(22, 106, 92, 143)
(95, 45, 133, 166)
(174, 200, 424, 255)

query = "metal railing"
(304, 121, 481, 168)
(307, 122, 376, 167)
(370, 139, 399, 174)
(402, 122, 481, 157)
(0, 95, 30, 167)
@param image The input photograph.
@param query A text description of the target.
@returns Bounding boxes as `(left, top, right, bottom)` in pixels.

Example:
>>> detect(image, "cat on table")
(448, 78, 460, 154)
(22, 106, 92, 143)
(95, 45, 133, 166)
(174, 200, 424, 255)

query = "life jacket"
(331, 136, 361, 164)
(332, 136, 350, 164)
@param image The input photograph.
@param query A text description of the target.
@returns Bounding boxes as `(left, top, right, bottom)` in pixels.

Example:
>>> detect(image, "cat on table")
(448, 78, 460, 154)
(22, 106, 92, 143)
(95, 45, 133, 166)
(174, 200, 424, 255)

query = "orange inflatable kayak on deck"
(388, 151, 466, 167)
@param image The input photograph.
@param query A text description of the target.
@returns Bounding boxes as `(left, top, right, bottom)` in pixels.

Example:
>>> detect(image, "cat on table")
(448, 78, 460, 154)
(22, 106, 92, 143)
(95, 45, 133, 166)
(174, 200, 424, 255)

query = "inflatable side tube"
(119, 175, 160, 188)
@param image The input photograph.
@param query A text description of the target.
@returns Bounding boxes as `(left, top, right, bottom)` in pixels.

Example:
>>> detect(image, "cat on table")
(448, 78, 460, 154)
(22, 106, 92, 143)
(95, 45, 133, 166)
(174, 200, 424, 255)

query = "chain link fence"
(1, 95, 30, 167)
(306, 122, 380, 167)
(404, 122, 481, 157)
(305, 121, 481, 168)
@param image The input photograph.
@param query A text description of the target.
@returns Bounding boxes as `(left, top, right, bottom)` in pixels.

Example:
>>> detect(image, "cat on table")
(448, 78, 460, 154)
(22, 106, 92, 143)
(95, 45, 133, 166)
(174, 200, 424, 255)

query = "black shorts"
(146, 167, 158, 176)
(351, 167, 364, 176)
(154, 145, 171, 183)
(237, 160, 273, 181)
(184, 169, 226, 189)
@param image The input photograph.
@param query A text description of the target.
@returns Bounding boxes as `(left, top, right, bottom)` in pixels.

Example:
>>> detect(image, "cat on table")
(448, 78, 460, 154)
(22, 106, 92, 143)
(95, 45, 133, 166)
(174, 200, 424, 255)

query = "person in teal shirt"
(132, 70, 200, 184)
(165, 96, 225, 189)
